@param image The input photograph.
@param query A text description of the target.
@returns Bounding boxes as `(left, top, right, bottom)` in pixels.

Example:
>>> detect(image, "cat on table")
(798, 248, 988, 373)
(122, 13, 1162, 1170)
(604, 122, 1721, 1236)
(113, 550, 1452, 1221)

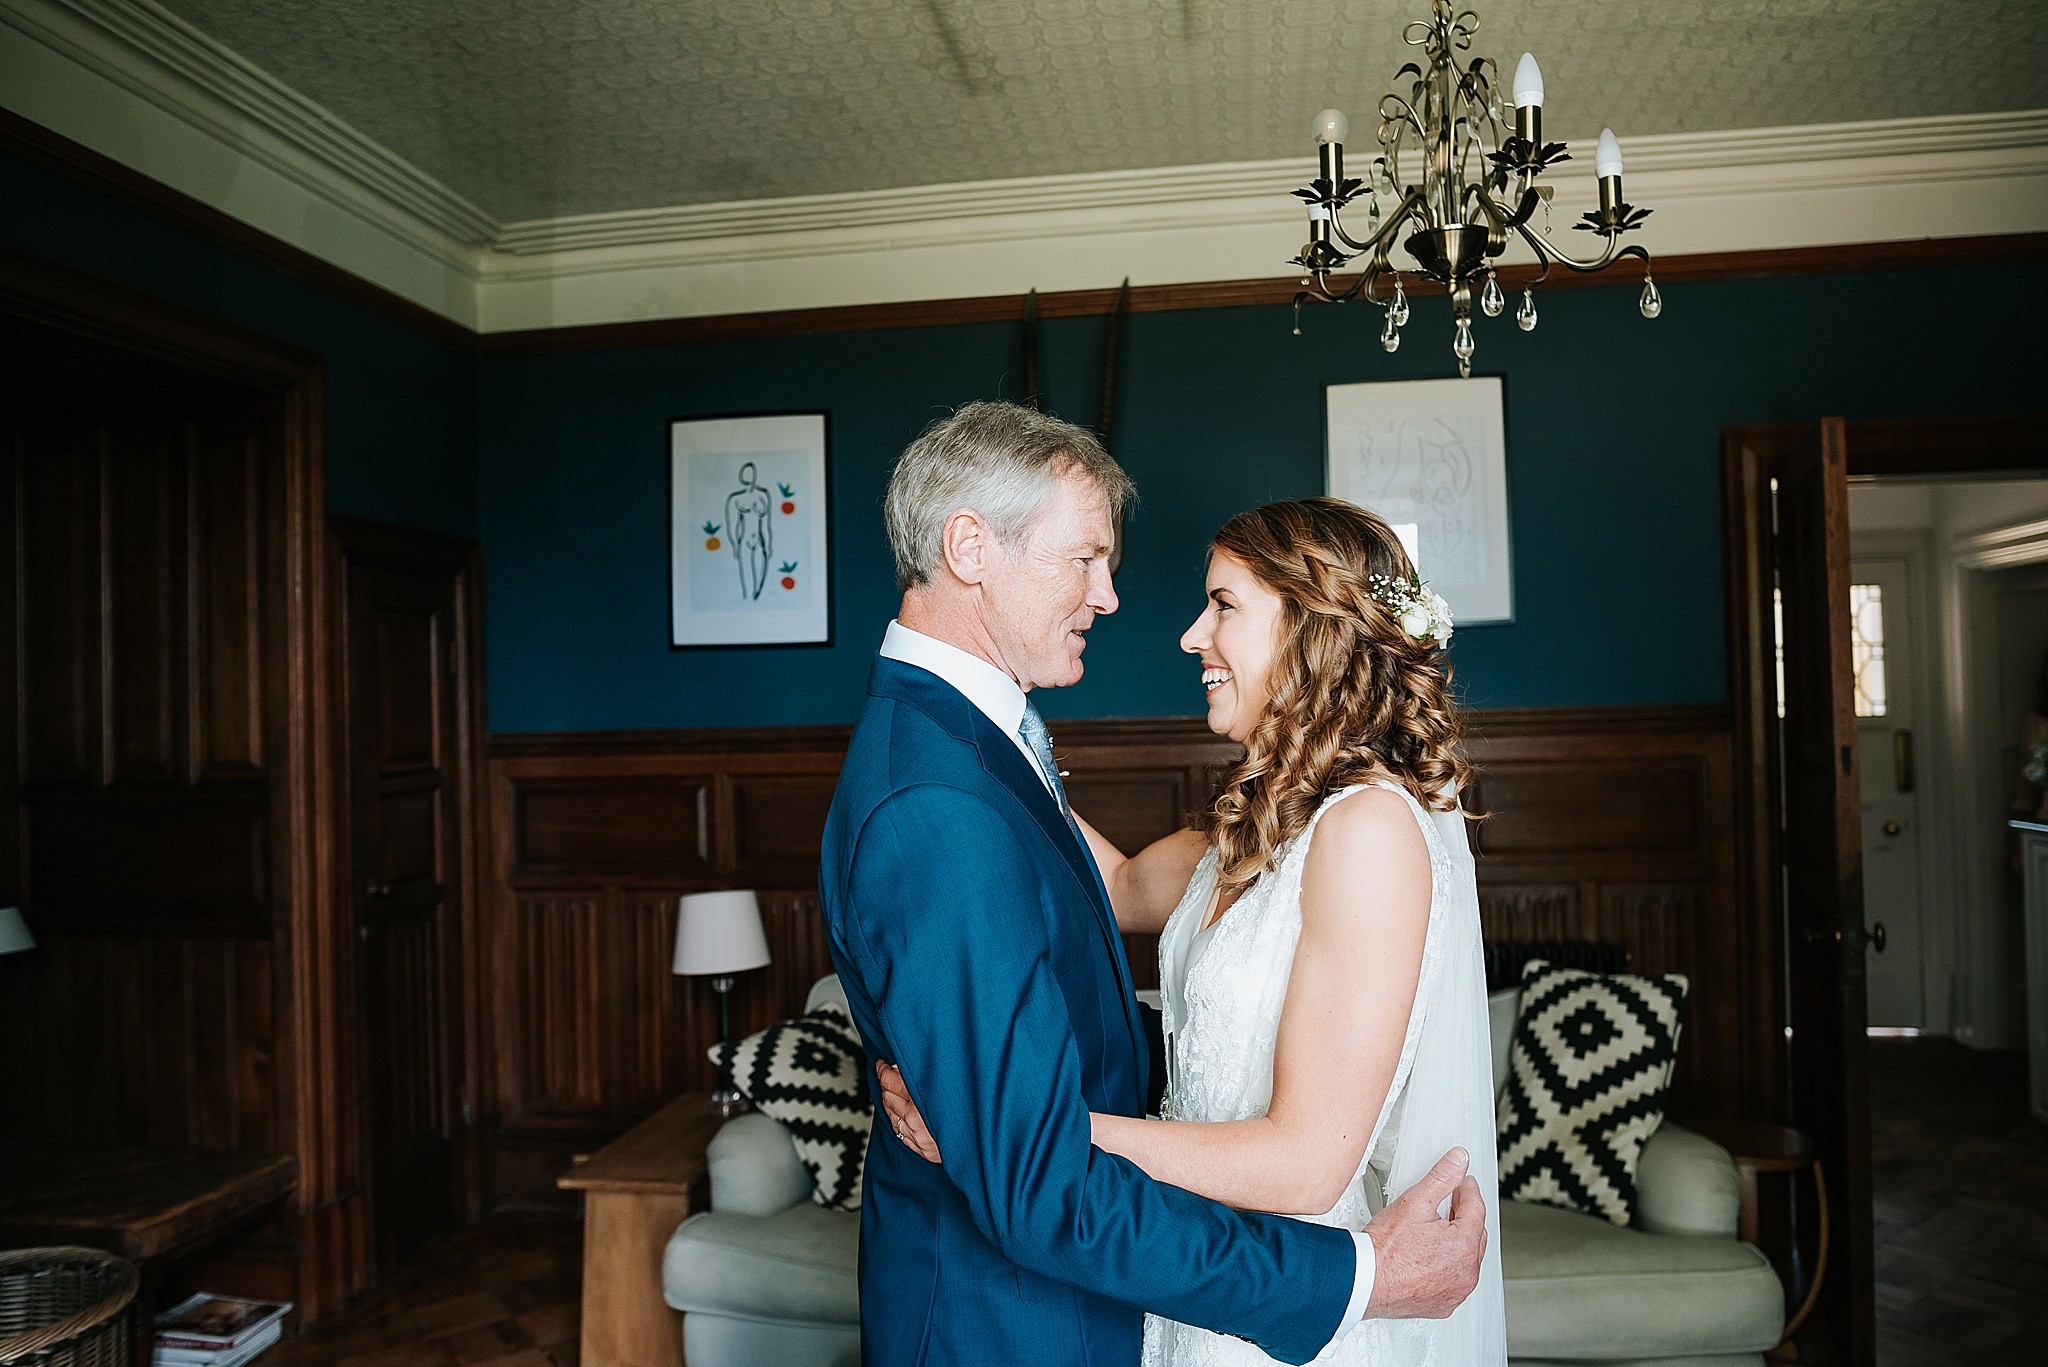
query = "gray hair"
(884, 400, 1136, 590)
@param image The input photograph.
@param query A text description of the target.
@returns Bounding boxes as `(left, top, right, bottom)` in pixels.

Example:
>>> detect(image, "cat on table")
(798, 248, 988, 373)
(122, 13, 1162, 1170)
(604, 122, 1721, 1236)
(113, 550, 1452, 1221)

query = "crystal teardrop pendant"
(1516, 289, 1538, 332)
(1639, 277, 1663, 319)
(1366, 196, 1381, 229)
(1391, 279, 1410, 327)
(1481, 273, 1504, 317)
(1381, 311, 1401, 353)
(1453, 317, 1475, 361)
(1292, 298, 1303, 337)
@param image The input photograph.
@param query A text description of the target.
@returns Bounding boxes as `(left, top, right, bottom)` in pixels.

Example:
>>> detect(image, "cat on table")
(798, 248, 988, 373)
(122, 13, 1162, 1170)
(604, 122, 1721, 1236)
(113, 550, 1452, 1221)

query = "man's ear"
(939, 508, 996, 586)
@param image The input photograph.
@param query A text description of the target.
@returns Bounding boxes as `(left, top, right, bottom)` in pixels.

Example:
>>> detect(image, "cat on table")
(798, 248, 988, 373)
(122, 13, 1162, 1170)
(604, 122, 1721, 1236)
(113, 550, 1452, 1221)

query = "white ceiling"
(154, 0, 2048, 222)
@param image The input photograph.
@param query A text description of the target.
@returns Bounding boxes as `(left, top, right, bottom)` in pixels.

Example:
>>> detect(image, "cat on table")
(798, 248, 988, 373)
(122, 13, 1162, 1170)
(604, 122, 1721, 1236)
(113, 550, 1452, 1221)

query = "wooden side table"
(1689, 1120, 1826, 1363)
(0, 1145, 296, 1365)
(558, 1092, 730, 1367)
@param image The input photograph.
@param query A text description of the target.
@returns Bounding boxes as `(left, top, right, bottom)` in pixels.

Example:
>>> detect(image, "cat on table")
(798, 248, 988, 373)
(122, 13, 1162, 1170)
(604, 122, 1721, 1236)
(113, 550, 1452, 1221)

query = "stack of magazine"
(152, 1293, 291, 1367)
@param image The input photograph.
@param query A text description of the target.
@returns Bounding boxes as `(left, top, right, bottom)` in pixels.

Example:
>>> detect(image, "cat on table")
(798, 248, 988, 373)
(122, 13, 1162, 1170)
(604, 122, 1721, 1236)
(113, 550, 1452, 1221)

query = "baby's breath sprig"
(1368, 571, 1455, 647)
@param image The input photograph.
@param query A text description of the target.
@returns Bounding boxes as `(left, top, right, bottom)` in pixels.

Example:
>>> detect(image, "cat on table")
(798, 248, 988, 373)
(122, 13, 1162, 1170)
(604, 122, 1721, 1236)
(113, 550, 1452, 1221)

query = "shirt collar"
(879, 620, 1028, 741)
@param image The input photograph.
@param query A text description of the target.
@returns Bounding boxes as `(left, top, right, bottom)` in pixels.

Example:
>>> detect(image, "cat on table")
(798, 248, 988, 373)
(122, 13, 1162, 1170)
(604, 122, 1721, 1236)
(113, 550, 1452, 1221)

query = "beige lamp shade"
(672, 889, 770, 976)
(0, 905, 34, 956)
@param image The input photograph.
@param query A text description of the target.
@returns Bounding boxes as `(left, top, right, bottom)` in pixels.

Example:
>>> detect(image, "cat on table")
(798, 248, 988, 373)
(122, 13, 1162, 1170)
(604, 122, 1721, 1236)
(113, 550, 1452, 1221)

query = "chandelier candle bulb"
(1594, 128, 1624, 177)
(1314, 108, 1350, 145)
(1512, 53, 1544, 107)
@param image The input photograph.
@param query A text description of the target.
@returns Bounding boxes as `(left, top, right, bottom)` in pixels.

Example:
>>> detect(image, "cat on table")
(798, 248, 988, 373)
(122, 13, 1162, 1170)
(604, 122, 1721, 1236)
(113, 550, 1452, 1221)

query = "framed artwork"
(670, 411, 831, 647)
(1324, 375, 1513, 626)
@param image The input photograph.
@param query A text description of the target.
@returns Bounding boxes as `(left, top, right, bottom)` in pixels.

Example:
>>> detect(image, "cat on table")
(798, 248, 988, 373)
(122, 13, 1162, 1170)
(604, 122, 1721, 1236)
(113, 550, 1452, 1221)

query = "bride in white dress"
(884, 497, 1504, 1364)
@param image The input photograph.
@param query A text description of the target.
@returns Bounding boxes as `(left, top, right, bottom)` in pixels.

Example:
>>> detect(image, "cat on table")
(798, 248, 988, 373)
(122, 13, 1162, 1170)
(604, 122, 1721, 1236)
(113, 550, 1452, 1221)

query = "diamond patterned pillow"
(709, 1003, 872, 1210)
(1496, 958, 1689, 1227)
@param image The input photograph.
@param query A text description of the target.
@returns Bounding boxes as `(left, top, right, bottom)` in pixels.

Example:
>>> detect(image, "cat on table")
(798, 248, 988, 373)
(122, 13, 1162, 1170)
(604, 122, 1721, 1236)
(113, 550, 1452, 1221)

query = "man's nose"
(1087, 561, 1118, 615)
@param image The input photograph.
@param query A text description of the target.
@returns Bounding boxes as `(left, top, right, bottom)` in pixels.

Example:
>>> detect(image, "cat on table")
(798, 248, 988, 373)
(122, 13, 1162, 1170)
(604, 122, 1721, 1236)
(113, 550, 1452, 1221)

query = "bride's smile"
(1181, 549, 1284, 745)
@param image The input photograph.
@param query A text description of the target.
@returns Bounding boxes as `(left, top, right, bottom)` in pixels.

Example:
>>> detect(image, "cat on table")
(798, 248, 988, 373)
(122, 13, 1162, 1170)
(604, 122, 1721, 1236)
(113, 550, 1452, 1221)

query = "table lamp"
(673, 889, 770, 1111)
(0, 906, 34, 956)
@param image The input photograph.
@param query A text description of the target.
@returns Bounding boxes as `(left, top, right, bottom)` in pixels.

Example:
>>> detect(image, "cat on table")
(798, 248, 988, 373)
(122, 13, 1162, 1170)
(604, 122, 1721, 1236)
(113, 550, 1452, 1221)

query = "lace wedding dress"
(1142, 782, 1506, 1367)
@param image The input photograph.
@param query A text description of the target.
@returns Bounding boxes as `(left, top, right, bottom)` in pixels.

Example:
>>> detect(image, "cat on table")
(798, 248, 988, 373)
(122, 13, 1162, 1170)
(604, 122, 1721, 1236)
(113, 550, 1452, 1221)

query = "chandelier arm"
(1300, 263, 1381, 305)
(1516, 221, 1631, 273)
(1330, 189, 1427, 254)
(1470, 180, 1540, 237)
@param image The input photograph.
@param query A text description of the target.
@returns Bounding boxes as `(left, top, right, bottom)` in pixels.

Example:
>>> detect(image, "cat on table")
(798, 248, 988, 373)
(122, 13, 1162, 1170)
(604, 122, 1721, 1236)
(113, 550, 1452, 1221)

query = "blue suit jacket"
(819, 656, 1356, 1366)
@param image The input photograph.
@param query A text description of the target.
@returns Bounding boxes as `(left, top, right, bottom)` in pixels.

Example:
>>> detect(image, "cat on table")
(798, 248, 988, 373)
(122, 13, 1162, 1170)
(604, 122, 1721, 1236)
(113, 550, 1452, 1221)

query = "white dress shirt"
(874, 619, 1377, 1343)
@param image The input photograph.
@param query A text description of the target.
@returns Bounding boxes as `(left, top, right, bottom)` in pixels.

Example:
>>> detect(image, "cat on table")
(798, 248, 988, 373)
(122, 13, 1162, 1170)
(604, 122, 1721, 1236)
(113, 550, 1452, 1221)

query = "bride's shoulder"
(1298, 784, 1430, 892)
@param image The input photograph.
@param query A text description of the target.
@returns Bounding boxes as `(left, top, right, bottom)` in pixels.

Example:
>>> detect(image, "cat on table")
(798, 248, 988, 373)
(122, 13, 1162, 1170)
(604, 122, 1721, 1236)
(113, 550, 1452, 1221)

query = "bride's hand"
(875, 1061, 942, 1163)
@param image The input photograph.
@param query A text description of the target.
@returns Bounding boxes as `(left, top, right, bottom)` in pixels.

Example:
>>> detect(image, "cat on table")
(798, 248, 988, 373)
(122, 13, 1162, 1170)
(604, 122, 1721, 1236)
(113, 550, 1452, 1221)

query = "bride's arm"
(1075, 816, 1207, 934)
(1089, 787, 1431, 1215)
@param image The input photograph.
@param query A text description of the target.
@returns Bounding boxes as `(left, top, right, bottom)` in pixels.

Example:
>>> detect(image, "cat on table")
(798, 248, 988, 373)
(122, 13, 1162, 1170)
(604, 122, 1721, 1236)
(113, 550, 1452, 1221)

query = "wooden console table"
(559, 1092, 729, 1367)
(0, 1145, 296, 1363)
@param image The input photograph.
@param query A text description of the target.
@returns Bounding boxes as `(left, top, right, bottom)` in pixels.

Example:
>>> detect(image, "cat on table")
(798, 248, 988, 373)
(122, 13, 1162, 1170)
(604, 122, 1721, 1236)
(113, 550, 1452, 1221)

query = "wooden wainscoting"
(484, 704, 1773, 1205)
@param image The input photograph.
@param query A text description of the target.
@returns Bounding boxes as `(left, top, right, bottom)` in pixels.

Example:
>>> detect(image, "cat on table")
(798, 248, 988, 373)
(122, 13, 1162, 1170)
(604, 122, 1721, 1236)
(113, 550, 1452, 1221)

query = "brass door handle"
(1882, 820, 1901, 837)
(1871, 921, 1887, 953)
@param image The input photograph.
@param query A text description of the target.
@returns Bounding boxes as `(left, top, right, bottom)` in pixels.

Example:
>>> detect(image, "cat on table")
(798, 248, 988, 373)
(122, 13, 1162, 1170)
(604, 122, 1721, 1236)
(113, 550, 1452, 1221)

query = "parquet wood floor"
(1871, 1037, 2048, 1366)
(267, 1213, 582, 1367)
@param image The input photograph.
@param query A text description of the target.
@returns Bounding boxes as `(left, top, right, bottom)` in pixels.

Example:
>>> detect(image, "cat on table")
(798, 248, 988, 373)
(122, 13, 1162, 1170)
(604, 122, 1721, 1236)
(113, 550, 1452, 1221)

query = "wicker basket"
(0, 1248, 136, 1367)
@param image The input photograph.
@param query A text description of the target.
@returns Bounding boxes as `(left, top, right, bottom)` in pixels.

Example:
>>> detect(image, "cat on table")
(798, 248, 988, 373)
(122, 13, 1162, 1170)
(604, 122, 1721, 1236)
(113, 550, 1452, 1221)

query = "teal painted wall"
(477, 263, 2046, 731)
(1, 151, 478, 540)
(10, 151, 2040, 732)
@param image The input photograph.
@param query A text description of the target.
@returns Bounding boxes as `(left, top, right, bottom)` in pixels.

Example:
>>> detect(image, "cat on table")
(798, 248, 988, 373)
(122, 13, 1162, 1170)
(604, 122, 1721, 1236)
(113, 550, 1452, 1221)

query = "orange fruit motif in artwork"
(779, 482, 796, 516)
(702, 520, 722, 551)
(780, 560, 798, 591)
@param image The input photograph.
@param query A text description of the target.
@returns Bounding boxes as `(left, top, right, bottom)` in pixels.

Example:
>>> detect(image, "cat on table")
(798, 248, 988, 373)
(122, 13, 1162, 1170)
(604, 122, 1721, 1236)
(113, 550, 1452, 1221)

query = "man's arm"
(842, 784, 1354, 1365)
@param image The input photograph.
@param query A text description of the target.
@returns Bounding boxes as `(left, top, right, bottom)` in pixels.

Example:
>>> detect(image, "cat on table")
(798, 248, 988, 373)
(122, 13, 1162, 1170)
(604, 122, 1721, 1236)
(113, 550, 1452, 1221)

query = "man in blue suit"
(820, 402, 1486, 1365)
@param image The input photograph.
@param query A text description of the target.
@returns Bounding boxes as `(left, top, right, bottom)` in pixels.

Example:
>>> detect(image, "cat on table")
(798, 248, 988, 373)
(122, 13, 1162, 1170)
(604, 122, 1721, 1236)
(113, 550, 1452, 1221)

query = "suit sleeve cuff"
(1330, 1230, 1376, 1345)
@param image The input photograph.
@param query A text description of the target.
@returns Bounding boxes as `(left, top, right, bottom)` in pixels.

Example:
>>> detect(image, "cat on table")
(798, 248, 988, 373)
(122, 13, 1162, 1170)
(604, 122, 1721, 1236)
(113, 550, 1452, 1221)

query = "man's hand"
(876, 1060, 942, 1163)
(1361, 1147, 1488, 1319)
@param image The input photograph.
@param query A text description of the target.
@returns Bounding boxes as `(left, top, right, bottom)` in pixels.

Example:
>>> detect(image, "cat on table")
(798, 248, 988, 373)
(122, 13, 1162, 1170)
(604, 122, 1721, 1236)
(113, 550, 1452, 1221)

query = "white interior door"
(1851, 556, 1926, 1027)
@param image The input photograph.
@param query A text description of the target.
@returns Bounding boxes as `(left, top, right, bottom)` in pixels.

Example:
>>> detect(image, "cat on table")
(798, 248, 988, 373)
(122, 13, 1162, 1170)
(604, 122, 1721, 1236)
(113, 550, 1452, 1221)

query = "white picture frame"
(670, 412, 832, 647)
(1324, 376, 1513, 625)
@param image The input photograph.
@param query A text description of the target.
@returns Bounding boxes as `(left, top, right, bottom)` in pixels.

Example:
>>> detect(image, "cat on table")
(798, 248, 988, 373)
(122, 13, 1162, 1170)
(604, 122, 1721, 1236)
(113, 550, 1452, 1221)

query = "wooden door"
(1772, 418, 1876, 1365)
(340, 521, 472, 1271)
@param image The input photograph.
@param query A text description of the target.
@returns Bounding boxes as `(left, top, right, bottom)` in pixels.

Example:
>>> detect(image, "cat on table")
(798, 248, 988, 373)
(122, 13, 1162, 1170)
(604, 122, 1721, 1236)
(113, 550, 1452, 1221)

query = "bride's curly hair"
(1197, 497, 1475, 895)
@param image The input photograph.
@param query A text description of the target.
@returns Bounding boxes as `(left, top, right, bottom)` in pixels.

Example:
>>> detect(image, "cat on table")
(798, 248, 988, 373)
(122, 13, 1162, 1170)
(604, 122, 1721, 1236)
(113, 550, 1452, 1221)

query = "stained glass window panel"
(1849, 583, 1886, 717)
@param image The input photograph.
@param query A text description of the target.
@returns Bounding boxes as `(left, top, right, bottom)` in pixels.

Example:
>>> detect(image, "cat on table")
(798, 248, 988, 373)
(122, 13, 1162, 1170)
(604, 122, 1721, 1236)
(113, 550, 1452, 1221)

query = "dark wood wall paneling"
(484, 704, 1771, 1205)
(0, 243, 407, 1324)
(3, 396, 282, 1154)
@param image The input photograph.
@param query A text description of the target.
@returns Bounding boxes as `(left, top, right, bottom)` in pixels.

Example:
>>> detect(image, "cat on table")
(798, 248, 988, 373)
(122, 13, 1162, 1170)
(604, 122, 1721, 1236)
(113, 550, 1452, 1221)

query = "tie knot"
(1020, 702, 1050, 746)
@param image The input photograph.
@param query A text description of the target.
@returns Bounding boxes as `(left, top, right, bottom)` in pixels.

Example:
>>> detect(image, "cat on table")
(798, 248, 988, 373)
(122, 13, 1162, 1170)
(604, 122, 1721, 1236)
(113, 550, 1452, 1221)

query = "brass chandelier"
(1292, 0, 1661, 375)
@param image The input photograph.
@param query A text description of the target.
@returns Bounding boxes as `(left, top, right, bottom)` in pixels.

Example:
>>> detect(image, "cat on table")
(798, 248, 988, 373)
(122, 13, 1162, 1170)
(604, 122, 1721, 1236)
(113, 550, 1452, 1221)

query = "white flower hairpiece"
(1369, 572, 1454, 647)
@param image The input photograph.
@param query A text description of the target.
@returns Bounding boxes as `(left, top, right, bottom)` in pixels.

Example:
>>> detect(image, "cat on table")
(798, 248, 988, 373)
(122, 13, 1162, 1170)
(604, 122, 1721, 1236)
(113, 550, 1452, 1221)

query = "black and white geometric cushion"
(1495, 958, 1689, 1227)
(709, 1003, 872, 1211)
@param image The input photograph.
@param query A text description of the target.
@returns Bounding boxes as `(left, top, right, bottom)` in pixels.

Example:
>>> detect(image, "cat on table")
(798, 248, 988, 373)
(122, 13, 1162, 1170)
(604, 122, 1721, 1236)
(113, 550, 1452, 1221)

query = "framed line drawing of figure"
(670, 412, 832, 647)
(1324, 376, 1513, 626)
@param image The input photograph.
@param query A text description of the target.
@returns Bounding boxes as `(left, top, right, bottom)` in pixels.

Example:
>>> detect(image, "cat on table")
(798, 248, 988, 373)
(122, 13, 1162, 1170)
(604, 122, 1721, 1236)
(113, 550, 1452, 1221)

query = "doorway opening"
(1723, 417, 2048, 1367)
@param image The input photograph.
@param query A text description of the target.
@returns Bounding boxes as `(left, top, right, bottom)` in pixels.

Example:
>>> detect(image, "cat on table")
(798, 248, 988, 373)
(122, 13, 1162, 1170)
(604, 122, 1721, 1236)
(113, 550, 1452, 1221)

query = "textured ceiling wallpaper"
(157, 0, 2048, 221)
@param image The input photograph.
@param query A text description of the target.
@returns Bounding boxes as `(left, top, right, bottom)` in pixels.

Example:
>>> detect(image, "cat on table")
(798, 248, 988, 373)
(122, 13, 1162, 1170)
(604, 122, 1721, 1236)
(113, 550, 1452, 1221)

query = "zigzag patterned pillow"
(1496, 958, 1689, 1227)
(709, 1003, 871, 1211)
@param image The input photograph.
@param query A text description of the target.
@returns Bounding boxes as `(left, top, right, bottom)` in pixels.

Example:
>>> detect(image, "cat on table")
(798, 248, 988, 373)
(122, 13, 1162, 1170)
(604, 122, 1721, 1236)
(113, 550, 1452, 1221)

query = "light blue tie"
(1018, 700, 1084, 845)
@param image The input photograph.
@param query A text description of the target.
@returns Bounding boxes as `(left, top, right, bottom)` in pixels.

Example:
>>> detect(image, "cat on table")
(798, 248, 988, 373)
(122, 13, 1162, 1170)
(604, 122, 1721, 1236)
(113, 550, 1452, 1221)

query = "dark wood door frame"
(328, 515, 491, 1239)
(1720, 411, 2048, 1366)
(0, 241, 368, 1320)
